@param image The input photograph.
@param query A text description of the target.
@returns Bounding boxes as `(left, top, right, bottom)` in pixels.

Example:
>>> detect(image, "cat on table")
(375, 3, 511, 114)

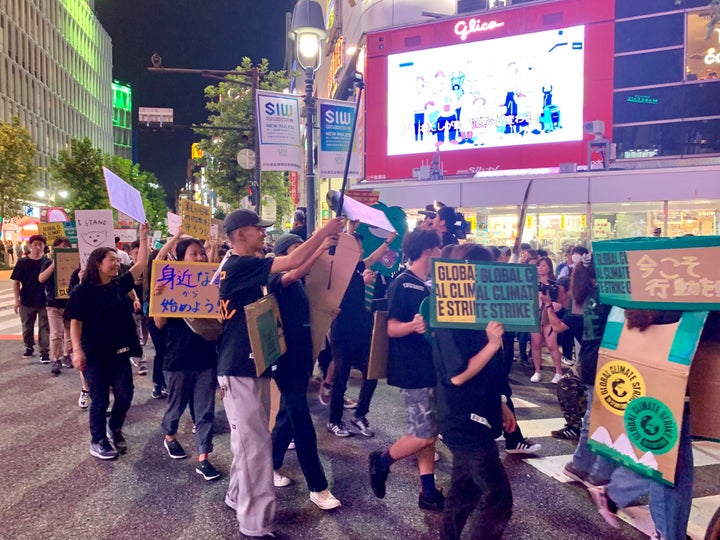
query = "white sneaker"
(273, 470, 291, 487)
(288, 439, 296, 450)
(551, 373, 563, 384)
(530, 372, 542, 383)
(310, 489, 342, 510)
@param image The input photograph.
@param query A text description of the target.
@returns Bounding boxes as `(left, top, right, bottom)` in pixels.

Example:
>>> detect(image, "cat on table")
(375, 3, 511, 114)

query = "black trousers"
(328, 339, 377, 424)
(443, 443, 513, 540)
(147, 318, 167, 388)
(84, 358, 134, 444)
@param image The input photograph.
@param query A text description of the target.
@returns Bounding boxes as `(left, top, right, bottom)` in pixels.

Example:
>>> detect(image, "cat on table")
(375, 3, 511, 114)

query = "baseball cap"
(224, 209, 273, 234)
(273, 233, 303, 255)
(418, 204, 436, 219)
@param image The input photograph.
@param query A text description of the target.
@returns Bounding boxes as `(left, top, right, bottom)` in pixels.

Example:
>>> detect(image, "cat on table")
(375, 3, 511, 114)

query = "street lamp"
(289, 0, 327, 236)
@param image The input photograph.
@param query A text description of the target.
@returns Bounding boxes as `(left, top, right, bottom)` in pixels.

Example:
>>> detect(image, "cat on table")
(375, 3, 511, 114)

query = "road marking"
(516, 416, 566, 438)
(511, 397, 540, 408)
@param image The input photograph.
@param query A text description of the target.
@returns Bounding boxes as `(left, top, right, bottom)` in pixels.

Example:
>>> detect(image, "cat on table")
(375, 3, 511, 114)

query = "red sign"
(346, 189, 380, 206)
(289, 171, 299, 205)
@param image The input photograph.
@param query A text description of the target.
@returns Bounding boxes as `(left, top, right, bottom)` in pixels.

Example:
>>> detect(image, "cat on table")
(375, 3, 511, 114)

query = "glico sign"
(454, 17, 505, 41)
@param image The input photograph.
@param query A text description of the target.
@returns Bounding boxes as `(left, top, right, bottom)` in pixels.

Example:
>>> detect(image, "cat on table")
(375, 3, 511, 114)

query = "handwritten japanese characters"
(179, 199, 211, 240)
(148, 260, 220, 319)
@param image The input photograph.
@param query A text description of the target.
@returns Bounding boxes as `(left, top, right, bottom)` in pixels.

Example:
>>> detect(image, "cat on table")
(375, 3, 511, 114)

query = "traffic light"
(248, 181, 260, 207)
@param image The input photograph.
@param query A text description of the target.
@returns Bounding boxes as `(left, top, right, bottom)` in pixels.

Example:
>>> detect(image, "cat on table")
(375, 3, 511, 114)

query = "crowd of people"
(8, 203, 699, 540)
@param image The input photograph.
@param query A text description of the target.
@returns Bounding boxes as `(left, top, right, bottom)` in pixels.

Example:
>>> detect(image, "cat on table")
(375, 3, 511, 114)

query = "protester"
(153, 238, 220, 481)
(67, 267, 91, 409)
(289, 209, 307, 240)
(128, 239, 149, 376)
(530, 256, 564, 384)
(216, 209, 342, 538)
(11, 234, 50, 362)
(433, 206, 459, 247)
(268, 233, 341, 510)
(369, 229, 444, 512)
(66, 223, 149, 460)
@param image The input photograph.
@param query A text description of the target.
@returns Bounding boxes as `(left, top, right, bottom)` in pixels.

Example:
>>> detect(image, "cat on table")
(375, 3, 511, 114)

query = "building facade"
(0, 0, 113, 186)
(112, 81, 132, 160)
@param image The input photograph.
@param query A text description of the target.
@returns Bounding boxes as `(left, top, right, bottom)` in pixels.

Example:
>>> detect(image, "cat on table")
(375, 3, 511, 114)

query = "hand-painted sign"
(53, 248, 80, 299)
(39, 222, 66, 245)
(179, 199, 211, 240)
(75, 209, 115, 270)
(430, 259, 540, 332)
(148, 260, 220, 319)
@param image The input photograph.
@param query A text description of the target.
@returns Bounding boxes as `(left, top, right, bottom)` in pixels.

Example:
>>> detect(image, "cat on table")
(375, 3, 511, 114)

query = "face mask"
(571, 253, 582, 264)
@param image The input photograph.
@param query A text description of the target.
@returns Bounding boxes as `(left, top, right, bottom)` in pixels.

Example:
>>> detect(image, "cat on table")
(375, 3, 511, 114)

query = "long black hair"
(82, 247, 117, 285)
(176, 238, 204, 262)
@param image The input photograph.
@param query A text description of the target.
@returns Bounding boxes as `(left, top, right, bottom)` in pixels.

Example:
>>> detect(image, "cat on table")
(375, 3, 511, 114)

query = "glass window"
(615, 49, 684, 88)
(613, 86, 684, 124)
(615, 14, 683, 54)
(616, 0, 707, 19)
(685, 11, 720, 81)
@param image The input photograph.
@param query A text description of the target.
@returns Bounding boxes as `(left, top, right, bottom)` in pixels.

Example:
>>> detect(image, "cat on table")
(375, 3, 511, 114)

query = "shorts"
(401, 387, 439, 439)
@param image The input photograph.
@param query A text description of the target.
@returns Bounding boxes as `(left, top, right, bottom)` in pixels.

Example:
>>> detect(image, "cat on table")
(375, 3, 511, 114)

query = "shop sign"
(454, 18, 505, 41)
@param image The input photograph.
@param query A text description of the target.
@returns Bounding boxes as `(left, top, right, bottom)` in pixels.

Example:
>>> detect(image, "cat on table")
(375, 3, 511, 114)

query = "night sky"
(94, 0, 295, 208)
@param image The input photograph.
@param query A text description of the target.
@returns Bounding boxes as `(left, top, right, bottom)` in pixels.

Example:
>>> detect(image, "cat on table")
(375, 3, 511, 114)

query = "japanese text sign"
(592, 236, 720, 310)
(53, 248, 80, 299)
(430, 259, 540, 332)
(179, 199, 211, 240)
(39, 222, 65, 245)
(148, 260, 220, 319)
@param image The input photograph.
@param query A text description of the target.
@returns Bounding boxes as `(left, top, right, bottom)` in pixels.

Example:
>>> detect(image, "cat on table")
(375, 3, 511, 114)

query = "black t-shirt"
(163, 318, 217, 372)
(216, 255, 273, 377)
(330, 261, 372, 343)
(65, 272, 142, 362)
(268, 273, 313, 390)
(440, 231, 458, 248)
(386, 270, 435, 389)
(40, 257, 68, 309)
(577, 288, 612, 386)
(432, 327, 508, 451)
(11, 257, 47, 308)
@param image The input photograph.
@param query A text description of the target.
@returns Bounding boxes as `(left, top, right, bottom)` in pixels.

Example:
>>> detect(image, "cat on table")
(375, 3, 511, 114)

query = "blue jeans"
(572, 385, 614, 483)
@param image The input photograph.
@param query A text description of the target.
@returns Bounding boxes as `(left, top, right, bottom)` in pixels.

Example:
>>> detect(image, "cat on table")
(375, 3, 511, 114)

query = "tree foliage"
(195, 58, 293, 223)
(0, 117, 38, 219)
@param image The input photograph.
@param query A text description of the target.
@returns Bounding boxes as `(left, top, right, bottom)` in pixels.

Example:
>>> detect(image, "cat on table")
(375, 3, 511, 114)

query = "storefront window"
(666, 200, 719, 236)
(685, 12, 720, 81)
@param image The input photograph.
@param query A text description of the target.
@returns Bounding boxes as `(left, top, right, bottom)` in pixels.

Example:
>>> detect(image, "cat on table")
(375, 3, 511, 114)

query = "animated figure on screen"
(451, 71, 481, 146)
(412, 76, 433, 142)
(535, 85, 562, 133)
(428, 71, 459, 148)
(502, 62, 531, 136)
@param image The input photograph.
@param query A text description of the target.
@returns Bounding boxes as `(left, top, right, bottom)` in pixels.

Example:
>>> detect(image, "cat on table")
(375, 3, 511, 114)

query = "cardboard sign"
(367, 311, 389, 380)
(588, 308, 708, 486)
(102, 167, 146, 224)
(430, 259, 540, 332)
(306, 233, 362, 359)
(117, 211, 134, 228)
(75, 209, 116, 270)
(39, 222, 66, 245)
(244, 294, 286, 377)
(340, 195, 396, 233)
(179, 199, 211, 240)
(592, 236, 720, 310)
(688, 337, 720, 441)
(64, 221, 78, 246)
(114, 228, 137, 243)
(53, 248, 80, 299)
(148, 260, 220, 319)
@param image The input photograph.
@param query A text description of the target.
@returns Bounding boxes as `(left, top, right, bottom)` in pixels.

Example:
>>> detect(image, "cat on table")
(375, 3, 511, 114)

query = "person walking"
(66, 223, 149, 460)
(11, 234, 50, 362)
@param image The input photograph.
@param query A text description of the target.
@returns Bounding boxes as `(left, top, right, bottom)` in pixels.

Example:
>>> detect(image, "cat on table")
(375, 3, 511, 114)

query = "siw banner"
(318, 98, 360, 178)
(256, 90, 302, 172)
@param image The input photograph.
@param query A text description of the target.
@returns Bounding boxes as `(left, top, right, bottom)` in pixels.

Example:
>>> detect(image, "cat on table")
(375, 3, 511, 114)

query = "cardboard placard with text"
(179, 199, 211, 240)
(53, 248, 80, 299)
(367, 311, 389, 380)
(592, 236, 720, 310)
(75, 209, 116, 270)
(429, 259, 540, 332)
(148, 260, 220, 319)
(244, 294, 286, 377)
(39, 222, 66, 245)
(588, 308, 708, 486)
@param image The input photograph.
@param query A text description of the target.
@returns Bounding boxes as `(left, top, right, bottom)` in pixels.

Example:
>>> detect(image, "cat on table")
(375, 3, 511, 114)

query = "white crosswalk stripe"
(516, 396, 720, 540)
(0, 285, 22, 336)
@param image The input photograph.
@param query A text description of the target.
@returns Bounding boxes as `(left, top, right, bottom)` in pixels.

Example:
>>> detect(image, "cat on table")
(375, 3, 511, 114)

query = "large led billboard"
(364, 0, 615, 181)
(387, 25, 585, 156)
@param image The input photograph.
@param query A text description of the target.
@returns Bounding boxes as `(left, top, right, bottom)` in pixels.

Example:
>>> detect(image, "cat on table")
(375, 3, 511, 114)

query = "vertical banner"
(256, 90, 302, 172)
(317, 98, 360, 178)
(74, 209, 116, 270)
(289, 171, 300, 205)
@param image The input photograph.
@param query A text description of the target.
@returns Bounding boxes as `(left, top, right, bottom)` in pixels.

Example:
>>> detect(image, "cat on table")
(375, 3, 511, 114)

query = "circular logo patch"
(595, 360, 646, 415)
(624, 397, 678, 455)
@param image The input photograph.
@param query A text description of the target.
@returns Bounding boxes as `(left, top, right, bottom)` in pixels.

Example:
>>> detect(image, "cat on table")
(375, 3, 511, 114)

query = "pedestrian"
(433, 205, 459, 247)
(0, 240, 6, 266)
(65, 223, 149, 460)
(11, 234, 50, 362)
(268, 232, 342, 510)
(368, 228, 445, 513)
(530, 256, 564, 384)
(153, 238, 221, 481)
(67, 266, 91, 409)
(216, 209, 342, 538)
(38, 237, 74, 375)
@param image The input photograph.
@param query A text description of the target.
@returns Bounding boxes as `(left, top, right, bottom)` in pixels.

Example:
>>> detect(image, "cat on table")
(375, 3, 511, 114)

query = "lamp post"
(289, 0, 327, 236)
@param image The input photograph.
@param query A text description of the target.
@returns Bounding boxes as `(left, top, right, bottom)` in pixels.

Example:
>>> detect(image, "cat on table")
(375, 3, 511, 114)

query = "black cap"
(273, 233, 303, 255)
(224, 209, 273, 234)
(418, 204, 436, 219)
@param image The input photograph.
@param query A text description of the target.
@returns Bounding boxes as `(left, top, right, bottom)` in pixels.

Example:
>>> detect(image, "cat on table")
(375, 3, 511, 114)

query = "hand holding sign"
(485, 320, 505, 347)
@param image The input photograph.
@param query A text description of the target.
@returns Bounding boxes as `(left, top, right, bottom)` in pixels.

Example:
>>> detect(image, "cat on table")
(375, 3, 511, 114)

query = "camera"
(452, 212, 471, 239)
(539, 280, 559, 301)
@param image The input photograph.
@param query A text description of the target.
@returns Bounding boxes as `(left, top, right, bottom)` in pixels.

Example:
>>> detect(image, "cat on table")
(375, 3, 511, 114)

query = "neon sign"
(454, 18, 505, 41)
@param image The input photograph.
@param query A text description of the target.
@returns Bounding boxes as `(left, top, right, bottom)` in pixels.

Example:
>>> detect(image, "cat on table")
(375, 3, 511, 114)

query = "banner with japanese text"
(318, 98, 360, 178)
(256, 90, 302, 172)
(179, 199, 211, 240)
(148, 260, 220, 319)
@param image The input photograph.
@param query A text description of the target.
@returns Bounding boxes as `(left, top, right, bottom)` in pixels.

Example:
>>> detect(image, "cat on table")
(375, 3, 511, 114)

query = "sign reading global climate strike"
(318, 98, 360, 178)
(430, 259, 540, 332)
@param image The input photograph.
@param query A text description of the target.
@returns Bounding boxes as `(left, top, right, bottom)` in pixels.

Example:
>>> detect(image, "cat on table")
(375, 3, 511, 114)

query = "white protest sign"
(167, 211, 182, 235)
(341, 195, 396, 232)
(75, 209, 116, 270)
(210, 223, 219, 240)
(114, 228, 138, 243)
(103, 167, 146, 224)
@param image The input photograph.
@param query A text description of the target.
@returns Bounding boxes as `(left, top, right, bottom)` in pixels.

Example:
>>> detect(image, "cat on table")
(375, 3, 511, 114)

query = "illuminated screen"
(386, 25, 585, 156)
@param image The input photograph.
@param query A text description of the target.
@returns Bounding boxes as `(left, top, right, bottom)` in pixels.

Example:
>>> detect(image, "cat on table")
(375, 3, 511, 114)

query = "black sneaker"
(22, 347, 34, 358)
(152, 384, 167, 399)
(369, 451, 389, 499)
(50, 360, 62, 376)
(326, 421, 351, 437)
(90, 439, 118, 460)
(418, 489, 445, 513)
(195, 459, 221, 481)
(351, 415, 375, 437)
(551, 425, 581, 440)
(505, 439, 541, 455)
(39, 352, 51, 364)
(164, 438, 187, 459)
(107, 428, 127, 454)
(61, 355, 73, 369)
